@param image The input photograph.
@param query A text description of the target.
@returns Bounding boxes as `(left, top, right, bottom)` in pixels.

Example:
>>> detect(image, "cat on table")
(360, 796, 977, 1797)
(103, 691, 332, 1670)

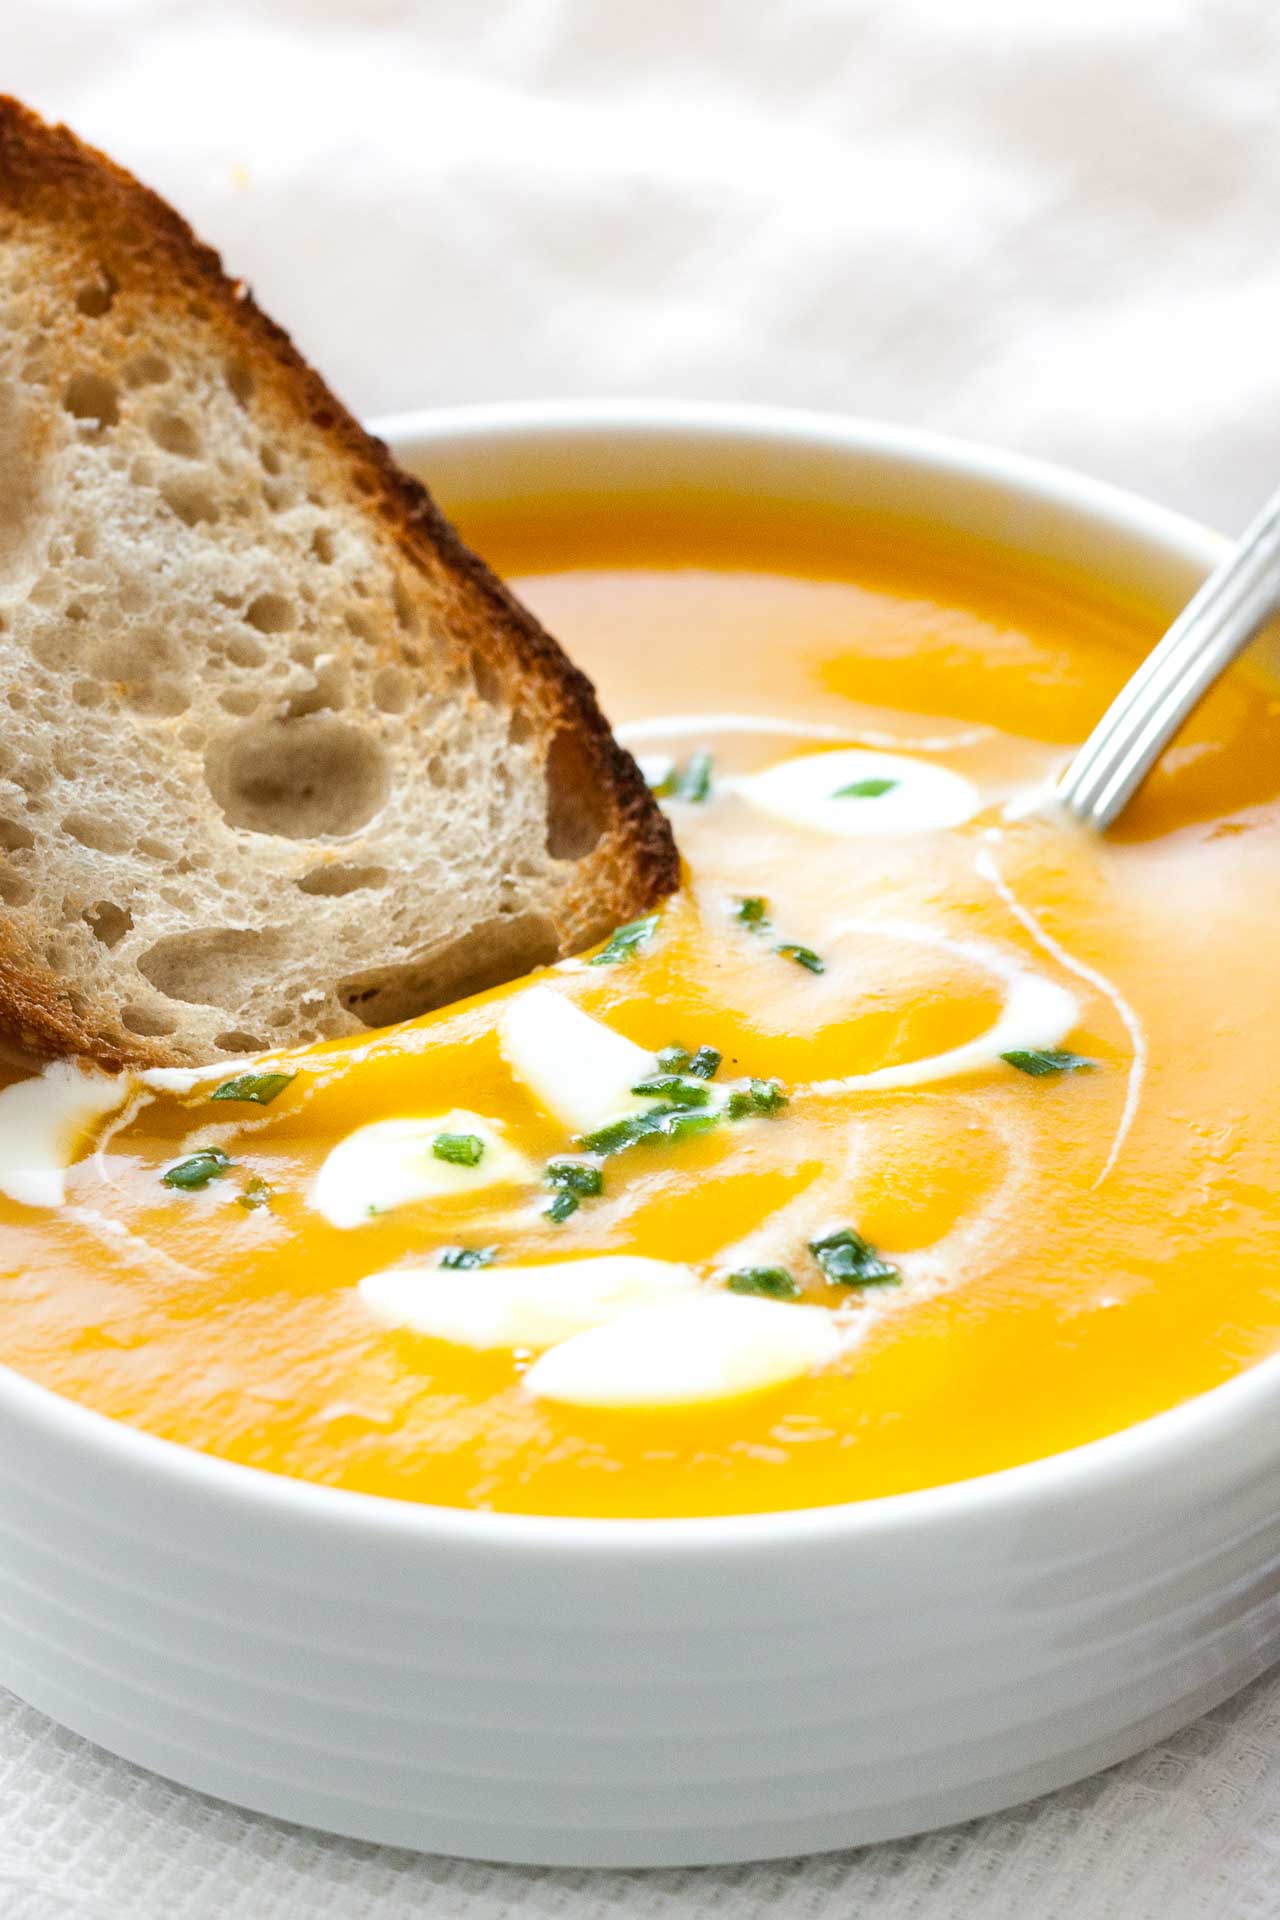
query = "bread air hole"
(337, 912, 559, 1029)
(214, 1029, 268, 1053)
(297, 861, 388, 897)
(137, 927, 285, 1009)
(204, 716, 390, 838)
(285, 660, 348, 720)
(544, 728, 608, 859)
(245, 592, 295, 634)
(74, 270, 117, 318)
(160, 476, 219, 526)
(92, 629, 186, 711)
(120, 1002, 178, 1037)
(372, 665, 412, 714)
(123, 352, 170, 389)
(84, 900, 133, 948)
(148, 411, 201, 458)
(219, 687, 261, 717)
(0, 815, 34, 853)
(226, 634, 267, 669)
(62, 812, 130, 855)
(62, 372, 119, 430)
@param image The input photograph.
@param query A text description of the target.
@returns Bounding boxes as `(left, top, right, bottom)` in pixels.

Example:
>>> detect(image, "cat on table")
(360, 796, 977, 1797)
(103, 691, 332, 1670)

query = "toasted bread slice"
(0, 98, 676, 1070)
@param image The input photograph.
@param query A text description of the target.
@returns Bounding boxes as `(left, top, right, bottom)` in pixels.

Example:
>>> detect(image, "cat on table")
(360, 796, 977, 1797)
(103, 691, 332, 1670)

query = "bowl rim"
(5, 395, 1266, 1558)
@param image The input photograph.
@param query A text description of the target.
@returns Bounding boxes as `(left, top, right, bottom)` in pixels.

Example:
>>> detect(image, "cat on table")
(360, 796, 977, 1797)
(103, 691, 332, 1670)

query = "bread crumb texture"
(0, 98, 676, 1068)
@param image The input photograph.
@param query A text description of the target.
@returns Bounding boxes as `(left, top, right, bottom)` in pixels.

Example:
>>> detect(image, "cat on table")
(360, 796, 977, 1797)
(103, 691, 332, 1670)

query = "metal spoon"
(1056, 483, 1280, 830)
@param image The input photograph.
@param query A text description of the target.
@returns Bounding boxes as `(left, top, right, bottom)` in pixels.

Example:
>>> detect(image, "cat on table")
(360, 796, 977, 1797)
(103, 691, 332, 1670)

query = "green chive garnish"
(833, 777, 898, 799)
(1001, 1049, 1097, 1078)
(439, 1245, 498, 1269)
(578, 1104, 719, 1158)
(432, 1132, 485, 1167)
(576, 1114, 651, 1156)
(210, 1071, 296, 1106)
(656, 751, 714, 803)
(726, 1077, 788, 1119)
(660, 1110, 720, 1145)
(546, 1159, 604, 1197)
(775, 942, 825, 975)
(162, 1148, 231, 1191)
(590, 913, 660, 966)
(727, 1266, 801, 1300)
(630, 1075, 711, 1108)
(735, 896, 770, 929)
(546, 1189, 579, 1224)
(809, 1227, 901, 1289)
(236, 1175, 271, 1210)
(657, 1042, 720, 1080)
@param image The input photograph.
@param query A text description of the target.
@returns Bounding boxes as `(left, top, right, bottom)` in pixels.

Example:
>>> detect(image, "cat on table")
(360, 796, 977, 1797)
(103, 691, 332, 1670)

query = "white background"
(6, 4, 1280, 1915)
(12, 0, 1280, 531)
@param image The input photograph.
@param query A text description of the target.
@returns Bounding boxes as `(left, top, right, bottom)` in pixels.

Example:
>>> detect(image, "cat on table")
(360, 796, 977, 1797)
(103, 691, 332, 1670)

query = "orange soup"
(3, 497, 1280, 1517)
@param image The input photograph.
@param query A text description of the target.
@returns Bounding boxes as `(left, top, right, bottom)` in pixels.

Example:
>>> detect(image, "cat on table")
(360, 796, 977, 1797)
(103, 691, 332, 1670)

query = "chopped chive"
(658, 1110, 720, 1146)
(775, 942, 825, 975)
(578, 1103, 720, 1158)
(657, 1042, 720, 1080)
(630, 1074, 711, 1108)
(727, 1077, 788, 1120)
(432, 1132, 485, 1167)
(439, 1245, 498, 1269)
(546, 1158, 604, 1197)
(236, 1175, 272, 1210)
(727, 1266, 801, 1300)
(546, 1189, 579, 1223)
(735, 896, 770, 929)
(656, 751, 714, 803)
(1001, 1048, 1097, 1078)
(833, 776, 898, 799)
(590, 913, 660, 966)
(809, 1227, 901, 1290)
(576, 1113, 652, 1156)
(161, 1148, 232, 1191)
(210, 1070, 296, 1106)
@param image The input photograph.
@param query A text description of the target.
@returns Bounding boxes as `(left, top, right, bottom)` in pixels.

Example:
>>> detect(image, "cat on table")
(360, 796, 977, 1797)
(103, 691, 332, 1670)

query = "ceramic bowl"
(1, 403, 1278, 1869)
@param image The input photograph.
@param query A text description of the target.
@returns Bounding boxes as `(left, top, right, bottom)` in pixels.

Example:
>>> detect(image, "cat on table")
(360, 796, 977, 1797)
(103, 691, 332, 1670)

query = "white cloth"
(7, 2, 1280, 1912)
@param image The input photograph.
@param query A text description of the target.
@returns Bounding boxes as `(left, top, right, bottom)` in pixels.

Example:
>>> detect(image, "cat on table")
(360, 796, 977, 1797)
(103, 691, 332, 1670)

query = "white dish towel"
(7, 2, 1280, 1913)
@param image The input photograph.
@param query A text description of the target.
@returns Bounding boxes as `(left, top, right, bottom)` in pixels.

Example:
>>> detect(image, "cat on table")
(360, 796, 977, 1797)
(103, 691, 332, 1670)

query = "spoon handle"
(1057, 483, 1280, 830)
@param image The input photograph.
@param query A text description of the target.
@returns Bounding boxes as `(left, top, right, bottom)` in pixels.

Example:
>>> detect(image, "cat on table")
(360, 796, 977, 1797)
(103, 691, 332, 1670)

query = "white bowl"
(2, 403, 1278, 1870)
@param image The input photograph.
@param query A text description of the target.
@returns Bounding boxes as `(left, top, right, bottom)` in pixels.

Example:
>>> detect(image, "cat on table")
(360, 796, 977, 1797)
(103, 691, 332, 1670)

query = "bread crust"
(0, 97, 678, 1070)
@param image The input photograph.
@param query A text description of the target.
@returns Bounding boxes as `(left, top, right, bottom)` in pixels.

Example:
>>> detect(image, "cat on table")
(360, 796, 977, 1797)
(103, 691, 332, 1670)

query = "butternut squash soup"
(3, 497, 1280, 1518)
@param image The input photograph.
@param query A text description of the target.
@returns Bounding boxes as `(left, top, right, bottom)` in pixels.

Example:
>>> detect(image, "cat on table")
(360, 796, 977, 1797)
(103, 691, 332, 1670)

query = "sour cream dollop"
(312, 1110, 531, 1229)
(358, 1254, 699, 1351)
(736, 749, 980, 838)
(523, 1291, 844, 1409)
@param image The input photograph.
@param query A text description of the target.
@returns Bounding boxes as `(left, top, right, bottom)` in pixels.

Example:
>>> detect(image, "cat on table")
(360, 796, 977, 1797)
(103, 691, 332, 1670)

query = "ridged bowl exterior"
(0, 405, 1275, 1868)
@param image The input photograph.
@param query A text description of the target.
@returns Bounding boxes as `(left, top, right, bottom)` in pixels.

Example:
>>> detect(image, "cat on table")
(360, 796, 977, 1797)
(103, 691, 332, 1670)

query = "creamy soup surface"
(3, 494, 1280, 1518)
